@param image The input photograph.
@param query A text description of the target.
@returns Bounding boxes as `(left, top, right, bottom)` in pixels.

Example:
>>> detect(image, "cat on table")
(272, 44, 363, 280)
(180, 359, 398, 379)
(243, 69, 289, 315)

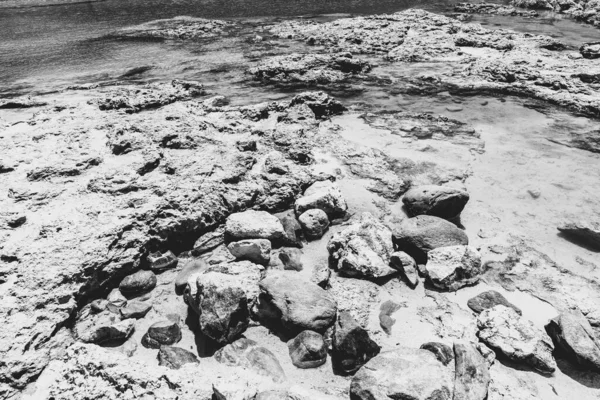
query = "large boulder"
(257, 271, 337, 334)
(557, 220, 600, 250)
(225, 210, 285, 241)
(453, 342, 490, 400)
(327, 213, 396, 279)
(389, 251, 419, 288)
(157, 346, 199, 370)
(214, 337, 286, 383)
(196, 271, 249, 344)
(332, 311, 380, 375)
(298, 209, 330, 240)
(118, 270, 157, 297)
(467, 290, 522, 315)
(141, 320, 182, 349)
(295, 180, 348, 218)
(288, 330, 327, 369)
(477, 305, 556, 374)
(425, 245, 482, 291)
(402, 185, 469, 219)
(74, 310, 135, 344)
(227, 239, 271, 265)
(545, 310, 600, 371)
(350, 347, 453, 400)
(393, 215, 468, 263)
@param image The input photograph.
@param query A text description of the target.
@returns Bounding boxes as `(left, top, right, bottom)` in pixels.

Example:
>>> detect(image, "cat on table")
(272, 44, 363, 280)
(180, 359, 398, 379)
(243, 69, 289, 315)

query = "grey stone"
(119, 300, 152, 319)
(175, 259, 208, 295)
(467, 290, 522, 315)
(157, 346, 199, 370)
(389, 251, 419, 288)
(119, 270, 157, 297)
(141, 320, 182, 349)
(298, 209, 329, 240)
(425, 245, 482, 291)
(74, 310, 135, 344)
(402, 185, 469, 219)
(225, 210, 285, 241)
(147, 250, 178, 272)
(420, 342, 454, 366)
(332, 311, 380, 375)
(214, 337, 286, 383)
(453, 342, 490, 400)
(295, 180, 347, 218)
(227, 239, 271, 265)
(288, 330, 327, 368)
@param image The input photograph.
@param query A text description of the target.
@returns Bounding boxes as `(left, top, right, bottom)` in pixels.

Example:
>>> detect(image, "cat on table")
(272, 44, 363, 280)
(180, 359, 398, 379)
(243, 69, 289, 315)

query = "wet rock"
(327, 213, 396, 279)
(74, 311, 135, 344)
(141, 320, 182, 349)
(332, 311, 381, 375)
(192, 226, 225, 255)
(196, 272, 249, 344)
(119, 270, 157, 297)
(147, 250, 178, 272)
(119, 300, 152, 319)
(379, 300, 403, 334)
(106, 288, 128, 313)
(298, 209, 329, 240)
(467, 290, 522, 315)
(277, 247, 304, 271)
(288, 330, 327, 368)
(227, 239, 271, 265)
(257, 271, 337, 334)
(157, 346, 199, 370)
(453, 342, 490, 400)
(558, 220, 600, 250)
(477, 305, 556, 374)
(425, 245, 482, 291)
(295, 180, 348, 218)
(225, 210, 285, 241)
(392, 215, 469, 263)
(289, 91, 347, 119)
(402, 185, 469, 219)
(175, 259, 208, 295)
(389, 251, 419, 288)
(420, 342, 454, 366)
(350, 347, 453, 400)
(580, 42, 600, 59)
(545, 310, 600, 371)
(215, 337, 286, 383)
(275, 210, 304, 247)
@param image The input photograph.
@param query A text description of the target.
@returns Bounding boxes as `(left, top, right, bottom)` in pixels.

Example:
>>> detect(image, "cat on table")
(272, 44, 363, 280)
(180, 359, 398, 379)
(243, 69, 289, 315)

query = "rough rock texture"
(349, 347, 453, 400)
(250, 52, 371, 86)
(288, 330, 327, 369)
(196, 271, 250, 344)
(454, 2, 540, 17)
(109, 17, 232, 40)
(327, 213, 396, 279)
(119, 270, 157, 297)
(214, 337, 286, 383)
(557, 220, 600, 249)
(157, 346, 200, 370)
(389, 251, 419, 288)
(402, 185, 470, 219)
(512, 0, 600, 27)
(275, 210, 304, 247)
(420, 342, 454, 366)
(453, 342, 490, 400)
(545, 310, 600, 371)
(257, 271, 337, 334)
(580, 42, 600, 59)
(295, 180, 348, 218)
(298, 208, 330, 240)
(227, 238, 271, 265)
(74, 310, 135, 344)
(332, 311, 381, 375)
(147, 250, 178, 272)
(467, 290, 522, 315)
(477, 305, 557, 374)
(393, 215, 469, 263)
(425, 245, 483, 291)
(175, 259, 207, 295)
(141, 320, 182, 349)
(225, 210, 286, 241)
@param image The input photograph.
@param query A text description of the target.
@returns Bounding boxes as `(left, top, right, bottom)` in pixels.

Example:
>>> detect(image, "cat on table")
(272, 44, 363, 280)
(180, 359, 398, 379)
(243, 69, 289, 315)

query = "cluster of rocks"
(453, 2, 540, 17)
(512, 0, 600, 27)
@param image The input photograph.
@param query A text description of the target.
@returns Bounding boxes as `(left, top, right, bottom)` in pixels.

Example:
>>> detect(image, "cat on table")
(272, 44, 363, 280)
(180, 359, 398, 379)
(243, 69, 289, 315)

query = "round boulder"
(402, 185, 469, 219)
(141, 320, 182, 349)
(298, 209, 330, 240)
(288, 330, 327, 369)
(119, 270, 157, 297)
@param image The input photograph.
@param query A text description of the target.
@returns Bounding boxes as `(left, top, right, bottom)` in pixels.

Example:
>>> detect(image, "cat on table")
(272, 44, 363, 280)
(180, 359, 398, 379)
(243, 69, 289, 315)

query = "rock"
(327, 213, 396, 279)
(557, 220, 600, 250)
(225, 210, 286, 241)
(425, 245, 483, 291)
(175, 259, 208, 295)
(90, 299, 108, 314)
(420, 342, 454, 366)
(74, 311, 135, 344)
(264, 152, 290, 175)
(295, 180, 348, 218)
(389, 251, 419, 288)
(402, 185, 469, 219)
(119, 300, 152, 319)
(257, 271, 337, 334)
(454, 2, 539, 17)
(118, 270, 157, 297)
(545, 310, 600, 371)
(289, 91, 347, 119)
(215, 337, 286, 383)
(288, 330, 327, 368)
(147, 250, 178, 272)
(141, 320, 182, 349)
(298, 209, 330, 240)
(106, 288, 127, 313)
(350, 347, 453, 400)
(580, 42, 600, 59)
(110, 17, 231, 40)
(453, 342, 490, 400)
(277, 247, 304, 271)
(467, 290, 522, 315)
(311, 262, 331, 288)
(332, 311, 380, 375)
(476, 343, 496, 367)
(236, 139, 257, 152)
(392, 215, 469, 263)
(379, 300, 403, 334)
(196, 272, 249, 344)
(227, 239, 271, 265)
(157, 346, 199, 370)
(275, 210, 304, 247)
(477, 305, 556, 374)
(192, 226, 225, 255)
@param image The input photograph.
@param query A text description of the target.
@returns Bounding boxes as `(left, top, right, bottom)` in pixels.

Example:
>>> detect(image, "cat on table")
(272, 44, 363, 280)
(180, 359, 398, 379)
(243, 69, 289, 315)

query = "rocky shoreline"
(1, 8, 600, 400)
